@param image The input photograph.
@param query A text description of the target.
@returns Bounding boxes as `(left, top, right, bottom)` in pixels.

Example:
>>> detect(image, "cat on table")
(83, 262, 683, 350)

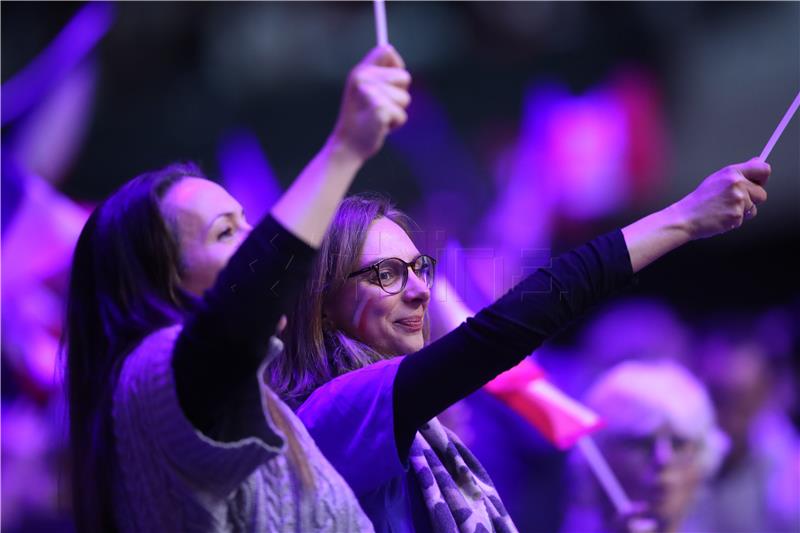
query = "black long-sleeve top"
(172, 215, 316, 436)
(393, 230, 635, 456)
(173, 215, 635, 457)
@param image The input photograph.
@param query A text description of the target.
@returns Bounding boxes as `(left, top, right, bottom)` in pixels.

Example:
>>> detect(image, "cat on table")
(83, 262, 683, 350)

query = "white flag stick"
(577, 436, 633, 515)
(759, 89, 800, 162)
(374, 0, 388, 46)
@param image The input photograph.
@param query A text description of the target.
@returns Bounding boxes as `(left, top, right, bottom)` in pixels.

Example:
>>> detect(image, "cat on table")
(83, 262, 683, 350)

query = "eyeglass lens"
(377, 256, 435, 294)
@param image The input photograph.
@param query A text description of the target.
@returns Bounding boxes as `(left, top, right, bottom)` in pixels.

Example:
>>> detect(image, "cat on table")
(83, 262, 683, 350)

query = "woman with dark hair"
(270, 157, 771, 532)
(63, 45, 410, 532)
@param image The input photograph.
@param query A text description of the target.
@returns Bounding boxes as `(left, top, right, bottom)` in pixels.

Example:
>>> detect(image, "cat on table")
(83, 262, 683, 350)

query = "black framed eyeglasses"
(347, 254, 436, 295)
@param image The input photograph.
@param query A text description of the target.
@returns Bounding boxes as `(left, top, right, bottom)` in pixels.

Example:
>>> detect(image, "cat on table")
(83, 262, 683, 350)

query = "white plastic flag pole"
(759, 89, 800, 162)
(374, 0, 388, 46)
(577, 436, 633, 516)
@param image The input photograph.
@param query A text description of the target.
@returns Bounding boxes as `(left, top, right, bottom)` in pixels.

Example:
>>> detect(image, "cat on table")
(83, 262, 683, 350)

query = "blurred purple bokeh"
(2, 3, 798, 532)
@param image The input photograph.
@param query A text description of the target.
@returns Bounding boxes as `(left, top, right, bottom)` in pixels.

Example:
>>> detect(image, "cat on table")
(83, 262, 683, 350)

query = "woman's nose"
(403, 268, 431, 302)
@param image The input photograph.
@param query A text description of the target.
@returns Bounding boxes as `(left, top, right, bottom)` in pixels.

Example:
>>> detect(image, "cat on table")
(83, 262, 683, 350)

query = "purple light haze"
(1, 2, 114, 126)
(217, 128, 282, 222)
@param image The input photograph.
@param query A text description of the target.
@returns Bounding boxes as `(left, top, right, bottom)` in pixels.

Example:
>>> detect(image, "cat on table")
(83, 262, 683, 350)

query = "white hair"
(585, 360, 729, 477)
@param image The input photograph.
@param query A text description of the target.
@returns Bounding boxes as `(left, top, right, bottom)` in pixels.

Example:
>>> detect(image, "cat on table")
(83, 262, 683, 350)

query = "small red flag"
(484, 358, 603, 450)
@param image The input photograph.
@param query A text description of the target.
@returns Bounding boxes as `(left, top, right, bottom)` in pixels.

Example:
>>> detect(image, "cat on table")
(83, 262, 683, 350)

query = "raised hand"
(622, 158, 770, 273)
(673, 158, 770, 240)
(271, 46, 411, 248)
(330, 45, 411, 161)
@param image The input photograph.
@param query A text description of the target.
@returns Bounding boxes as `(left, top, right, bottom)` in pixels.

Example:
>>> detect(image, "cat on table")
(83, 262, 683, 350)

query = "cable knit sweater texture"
(111, 324, 374, 532)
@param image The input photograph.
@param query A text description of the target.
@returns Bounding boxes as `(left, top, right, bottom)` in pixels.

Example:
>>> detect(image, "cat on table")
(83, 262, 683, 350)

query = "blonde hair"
(263, 391, 315, 491)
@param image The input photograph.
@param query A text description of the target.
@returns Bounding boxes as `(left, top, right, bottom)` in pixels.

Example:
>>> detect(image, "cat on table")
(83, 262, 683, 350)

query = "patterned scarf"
(410, 417, 519, 533)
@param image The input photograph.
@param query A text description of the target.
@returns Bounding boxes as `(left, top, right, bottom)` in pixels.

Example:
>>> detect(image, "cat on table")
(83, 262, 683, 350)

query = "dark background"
(3, 2, 798, 319)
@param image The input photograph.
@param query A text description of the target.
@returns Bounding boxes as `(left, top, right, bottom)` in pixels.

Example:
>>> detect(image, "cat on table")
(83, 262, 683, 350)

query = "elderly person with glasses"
(563, 360, 728, 533)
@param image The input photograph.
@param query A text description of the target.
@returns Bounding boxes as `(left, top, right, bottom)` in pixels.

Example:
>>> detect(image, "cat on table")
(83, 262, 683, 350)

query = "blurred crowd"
(2, 3, 798, 532)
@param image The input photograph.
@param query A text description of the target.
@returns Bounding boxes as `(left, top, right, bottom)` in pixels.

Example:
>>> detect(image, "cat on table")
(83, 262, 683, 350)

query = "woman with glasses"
(270, 151, 770, 532)
(62, 45, 409, 532)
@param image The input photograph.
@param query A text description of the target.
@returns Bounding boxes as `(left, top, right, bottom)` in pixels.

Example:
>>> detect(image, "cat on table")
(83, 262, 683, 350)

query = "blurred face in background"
(586, 361, 722, 533)
(699, 342, 769, 465)
(601, 424, 704, 531)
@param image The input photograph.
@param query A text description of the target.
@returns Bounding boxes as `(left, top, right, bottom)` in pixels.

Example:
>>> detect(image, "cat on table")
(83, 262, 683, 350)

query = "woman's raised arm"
(272, 45, 410, 247)
(393, 158, 771, 456)
(175, 46, 411, 436)
(622, 158, 769, 272)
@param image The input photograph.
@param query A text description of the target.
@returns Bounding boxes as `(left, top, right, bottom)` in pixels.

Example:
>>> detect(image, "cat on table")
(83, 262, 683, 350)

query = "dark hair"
(270, 193, 428, 404)
(62, 162, 202, 532)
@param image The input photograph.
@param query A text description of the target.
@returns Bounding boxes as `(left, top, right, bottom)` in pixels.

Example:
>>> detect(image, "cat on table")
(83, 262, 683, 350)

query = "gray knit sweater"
(112, 325, 374, 532)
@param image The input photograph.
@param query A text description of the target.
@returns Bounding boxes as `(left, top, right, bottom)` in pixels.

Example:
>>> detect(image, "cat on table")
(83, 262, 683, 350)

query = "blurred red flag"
(484, 358, 603, 450)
